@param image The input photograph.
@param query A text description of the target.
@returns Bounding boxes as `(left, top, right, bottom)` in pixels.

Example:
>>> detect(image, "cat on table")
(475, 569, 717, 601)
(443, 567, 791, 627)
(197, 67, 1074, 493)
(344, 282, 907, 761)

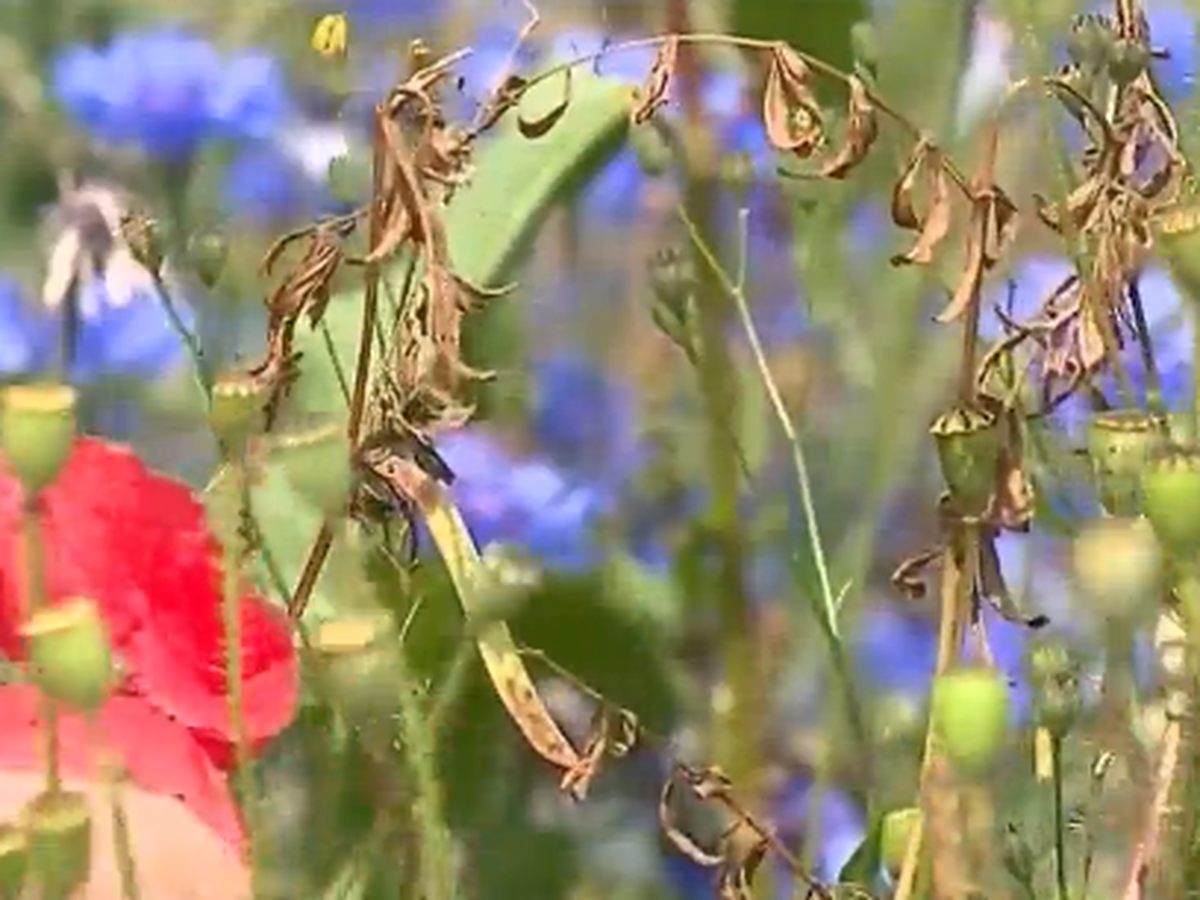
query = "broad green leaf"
(837, 814, 883, 886)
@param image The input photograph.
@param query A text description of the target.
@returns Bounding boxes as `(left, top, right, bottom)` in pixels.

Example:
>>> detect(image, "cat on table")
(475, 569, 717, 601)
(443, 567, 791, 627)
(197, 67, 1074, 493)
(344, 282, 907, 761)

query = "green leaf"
(730, 0, 866, 90)
(837, 814, 883, 886)
(217, 71, 635, 619)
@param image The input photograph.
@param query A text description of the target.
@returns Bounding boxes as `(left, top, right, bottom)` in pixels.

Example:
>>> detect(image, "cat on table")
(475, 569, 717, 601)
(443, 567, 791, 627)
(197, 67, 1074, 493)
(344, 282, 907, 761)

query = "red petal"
(0, 439, 299, 751)
(0, 685, 244, 846)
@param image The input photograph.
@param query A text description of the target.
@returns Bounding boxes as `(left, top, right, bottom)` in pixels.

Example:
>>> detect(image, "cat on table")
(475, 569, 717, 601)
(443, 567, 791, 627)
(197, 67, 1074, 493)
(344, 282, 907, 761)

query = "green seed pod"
(1070, 516, 1162, 623)
(21, 791, 91, 900)
(208, 372, 268, 456)
(20, 597, 115, 712)
(930, 402, 1003, 516)
(186, 229, 229, 288)
(312, 614, 403, 727)
(648, 247, 696, 352)
(275, 421, 354, 518)
(1143, 446, 1200, 556)
(629, 122, 673, 177)
(0, 383, 77, 496)
(0, 824, 27, 900)
(1108, 36, 1151, 86)
(1086, 410, 1163, 516)
(879, 807, 921, 878)
(930, 666, 1011, 777)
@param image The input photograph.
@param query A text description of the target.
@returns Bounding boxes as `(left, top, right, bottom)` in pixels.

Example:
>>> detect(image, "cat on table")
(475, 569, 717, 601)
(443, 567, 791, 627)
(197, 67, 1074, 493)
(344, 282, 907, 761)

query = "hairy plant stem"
(667, 2, 764, 895)
(222, 459, 260, 892)
(894, 540, 971, 900)
(1050, 735, 1070, 900)
(22, 500, 60, 794)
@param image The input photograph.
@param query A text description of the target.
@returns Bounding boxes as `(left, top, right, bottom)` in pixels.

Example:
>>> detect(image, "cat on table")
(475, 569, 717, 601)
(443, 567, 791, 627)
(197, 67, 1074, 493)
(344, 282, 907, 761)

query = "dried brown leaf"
(762, 43, 824, 158)
(519, 67, 572, 138)
(818, 75, 878, 179)
(890, 548, 940, 601)
(889, 140, 929, 231)
(890, 145, 952, 266)
(632, 36, 678, 125)
(716, 823, 769, 900)
(659, 776, 724, 867)
(475, 74, 529, 132)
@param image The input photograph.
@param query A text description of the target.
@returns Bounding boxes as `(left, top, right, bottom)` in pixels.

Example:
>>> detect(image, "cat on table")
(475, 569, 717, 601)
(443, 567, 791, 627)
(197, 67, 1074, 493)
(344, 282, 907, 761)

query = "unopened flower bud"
(208, 372, 268, 456)
(186, 229, 229, 288)
(312, 614, 403, 726)
(718, 152, 756, 190)
(0, 383, 77, 496)
(275, 421, 354, 518)
(648, 246, 696, 352)
(1001, 823, 1035, 888)
(629, 122, 673, 177)
(0, 824, 27, 900)
(1143, 446, 1200, 557)
(1071, 516, 1162, 623)
(21, 791, 91, 900)
(20, 597, 114, 712)
(931, 666, 1011, 777)
(1067, 13, 1116, 72)
(119, 211, 166, 275)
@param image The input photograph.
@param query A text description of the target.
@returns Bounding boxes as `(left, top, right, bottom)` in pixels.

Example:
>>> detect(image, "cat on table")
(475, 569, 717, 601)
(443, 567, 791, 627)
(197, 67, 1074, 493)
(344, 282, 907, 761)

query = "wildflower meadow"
(2, 0, 1200, 897)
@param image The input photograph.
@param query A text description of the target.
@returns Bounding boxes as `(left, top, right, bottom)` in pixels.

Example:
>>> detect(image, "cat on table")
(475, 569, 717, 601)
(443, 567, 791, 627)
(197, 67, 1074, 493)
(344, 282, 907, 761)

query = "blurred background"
(2, 0, 1199, 897)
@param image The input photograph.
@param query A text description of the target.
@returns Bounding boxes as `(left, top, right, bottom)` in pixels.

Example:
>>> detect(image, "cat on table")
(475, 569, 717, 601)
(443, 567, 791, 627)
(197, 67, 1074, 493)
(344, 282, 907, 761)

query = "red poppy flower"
(0, 437, 298, 834)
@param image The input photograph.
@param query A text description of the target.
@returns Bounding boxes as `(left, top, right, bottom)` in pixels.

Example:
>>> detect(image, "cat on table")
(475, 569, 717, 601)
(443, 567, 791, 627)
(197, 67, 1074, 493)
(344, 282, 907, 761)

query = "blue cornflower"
(336, 0, 441, 29)
(436, 427, 613, 570)
(662, 774, 864, 897)
(52, 28, 291, 162)
(65, 277, 196, 384)
(0, 276, 53, 378)
(224, 122, 355, 225)
(528, 353, 643, 485)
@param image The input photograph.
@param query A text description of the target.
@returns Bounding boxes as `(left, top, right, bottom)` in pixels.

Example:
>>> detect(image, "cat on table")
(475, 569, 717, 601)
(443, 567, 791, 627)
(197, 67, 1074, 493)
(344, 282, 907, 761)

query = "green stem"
(390, 650, 456, 900)
(1051, 735, 1070, 900)
(22, 501, 60, 793)
(222, 460, 259, 889)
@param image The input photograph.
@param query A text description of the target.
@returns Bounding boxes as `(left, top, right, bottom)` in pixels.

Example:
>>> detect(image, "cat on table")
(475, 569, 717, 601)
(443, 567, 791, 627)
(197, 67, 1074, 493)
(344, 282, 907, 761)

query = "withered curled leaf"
(632, 36, 679, 125)
(890, 548, 940, 601)
(762, 43, 824, 158)
(475, 74, 529, 132)
(890, 140, 952, 266)
(716, 823, 769, 900)
(659, 776, 724, 867)
(819, 75, 878, 179)
(518, 67, 573, 139)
